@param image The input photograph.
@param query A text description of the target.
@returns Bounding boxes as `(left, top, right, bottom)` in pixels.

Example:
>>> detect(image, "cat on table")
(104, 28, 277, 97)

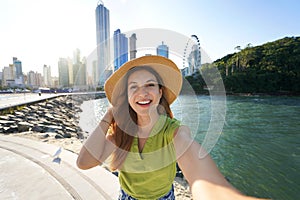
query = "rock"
(31, 124, 44, 132)
(22, 106, 32, 112)
(55, 133, 64, 139)
(26, 116, 38, 121)
(44, 113, 55, 121)
(14, 111, 25, 117)
(6, 114, 16, 119)
(63, 132, 72, 138)
(0, 120, 15, 126)
(17, 122, 33, 132)
(0, 115, 10, 120)
(29, 105, 39, 111)
(8, 125, 18, 133)
(45, 104, 54, 109)
(40, 133, 50, 139)
(65, 127, 77, 133)
(44, 125, 62, 132)
(12, 118, 24, 122)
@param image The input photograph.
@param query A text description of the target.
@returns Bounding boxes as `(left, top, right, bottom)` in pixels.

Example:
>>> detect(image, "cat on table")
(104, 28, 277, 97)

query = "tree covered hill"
(186, 36, 300, 95)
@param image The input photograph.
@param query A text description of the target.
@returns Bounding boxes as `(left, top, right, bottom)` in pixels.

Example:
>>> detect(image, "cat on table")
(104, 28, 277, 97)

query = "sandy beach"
(1, 95, 193, 199)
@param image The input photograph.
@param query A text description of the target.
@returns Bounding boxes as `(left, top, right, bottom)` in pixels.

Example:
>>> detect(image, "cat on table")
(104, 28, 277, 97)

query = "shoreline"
(0, 95, 193, 199)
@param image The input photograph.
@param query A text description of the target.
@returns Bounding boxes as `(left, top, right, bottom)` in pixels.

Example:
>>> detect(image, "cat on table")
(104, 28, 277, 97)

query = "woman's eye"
(146, 83, 156, 87)
(130, 85, 138, 90)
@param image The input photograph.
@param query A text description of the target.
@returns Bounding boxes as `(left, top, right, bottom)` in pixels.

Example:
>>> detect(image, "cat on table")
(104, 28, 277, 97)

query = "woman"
(77, 55, 267, 200)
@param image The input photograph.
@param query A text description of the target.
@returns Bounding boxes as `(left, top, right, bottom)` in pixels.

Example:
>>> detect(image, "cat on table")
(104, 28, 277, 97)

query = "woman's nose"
(137, 85, 148, 95)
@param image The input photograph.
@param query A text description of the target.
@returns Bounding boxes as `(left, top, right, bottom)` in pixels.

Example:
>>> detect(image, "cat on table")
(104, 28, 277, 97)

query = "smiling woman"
(76, 55, 269, 200)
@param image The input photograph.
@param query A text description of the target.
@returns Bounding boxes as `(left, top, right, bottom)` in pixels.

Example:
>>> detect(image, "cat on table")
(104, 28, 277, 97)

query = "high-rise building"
(27, 71, 42, 89)
(13, 57, 22, 79)
(129, 33, 137, 60)
(95, 2, 110, 86)
(73, 48, 81, 64)
(71, 49, 87, 88)
(113, 29, 128, 71)
(43, 65, 52, 87)
(58, 58, 70, 88)
(2, 66, 14, 87)
(187, 44, 201, 75)
(156, 41, 169, 58)
(27, 71, 36, 88)
(13, 57, 24, 86)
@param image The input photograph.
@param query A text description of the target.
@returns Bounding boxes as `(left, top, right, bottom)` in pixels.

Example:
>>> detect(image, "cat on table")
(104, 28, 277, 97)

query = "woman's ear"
(159, 88, 163, 99)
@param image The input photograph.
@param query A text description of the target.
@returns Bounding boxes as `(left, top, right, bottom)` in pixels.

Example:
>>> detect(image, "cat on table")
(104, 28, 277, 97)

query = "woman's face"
(127, 69, 162, 116)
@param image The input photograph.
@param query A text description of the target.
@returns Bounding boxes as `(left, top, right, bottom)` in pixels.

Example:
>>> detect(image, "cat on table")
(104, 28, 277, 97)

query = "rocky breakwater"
(0, 95, 96, 152)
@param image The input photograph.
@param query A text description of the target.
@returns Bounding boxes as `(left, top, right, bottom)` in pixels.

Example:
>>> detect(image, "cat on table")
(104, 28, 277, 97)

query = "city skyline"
(0, 0, 299, 76)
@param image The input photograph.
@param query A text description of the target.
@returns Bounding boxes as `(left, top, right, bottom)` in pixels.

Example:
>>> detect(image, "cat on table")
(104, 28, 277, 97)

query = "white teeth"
(138, 100, 151, 104)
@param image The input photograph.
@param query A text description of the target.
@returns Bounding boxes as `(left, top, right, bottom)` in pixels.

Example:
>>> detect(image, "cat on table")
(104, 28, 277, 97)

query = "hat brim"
(104, 55, 182, 106)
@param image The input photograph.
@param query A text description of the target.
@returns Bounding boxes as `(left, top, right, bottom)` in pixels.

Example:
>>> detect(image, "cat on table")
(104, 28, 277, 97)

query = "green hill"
(186, 36, 300, 95)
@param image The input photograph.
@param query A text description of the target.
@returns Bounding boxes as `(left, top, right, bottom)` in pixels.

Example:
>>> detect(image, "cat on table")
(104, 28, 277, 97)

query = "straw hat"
(104, 55, 182, 106)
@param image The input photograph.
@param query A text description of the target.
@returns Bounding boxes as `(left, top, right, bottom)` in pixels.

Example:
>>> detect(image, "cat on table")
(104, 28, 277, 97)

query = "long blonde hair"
(109, 66, 173, 171)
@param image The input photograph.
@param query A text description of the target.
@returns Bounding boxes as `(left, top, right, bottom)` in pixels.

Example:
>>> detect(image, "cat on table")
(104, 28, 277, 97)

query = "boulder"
(17, 122, 34, 132)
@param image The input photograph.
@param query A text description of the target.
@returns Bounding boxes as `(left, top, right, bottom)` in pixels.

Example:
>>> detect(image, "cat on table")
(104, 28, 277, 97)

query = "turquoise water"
(93, 95, 300, 200)
(186, 95, 300, 200)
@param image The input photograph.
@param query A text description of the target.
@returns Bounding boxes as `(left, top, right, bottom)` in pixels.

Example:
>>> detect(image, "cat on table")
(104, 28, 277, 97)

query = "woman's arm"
(76, 108, 116, 170)
(174, 126, 268, 200)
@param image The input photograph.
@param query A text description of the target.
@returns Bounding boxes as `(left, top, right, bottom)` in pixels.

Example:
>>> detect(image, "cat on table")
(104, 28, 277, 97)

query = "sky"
(0, 0, 299, 76)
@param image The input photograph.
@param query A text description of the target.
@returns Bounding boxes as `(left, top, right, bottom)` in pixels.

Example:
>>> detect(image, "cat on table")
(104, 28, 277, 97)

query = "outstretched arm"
(174, 126, 268, 200)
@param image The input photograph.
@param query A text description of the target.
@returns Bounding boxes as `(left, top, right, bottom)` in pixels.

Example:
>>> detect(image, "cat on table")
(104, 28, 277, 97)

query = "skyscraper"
(13, 57, 24, 86)
(72, 49, 86, 87)
(13, 57, 22, 78)
(95, 1, 110, 86)
(187, 44, 201, 75)
(129, 33, 137, 60)
(113, 29, 128, 71)
(58, 58, 70, 88)
(43, 65, 52, 87)
(156, 41, 169, 58)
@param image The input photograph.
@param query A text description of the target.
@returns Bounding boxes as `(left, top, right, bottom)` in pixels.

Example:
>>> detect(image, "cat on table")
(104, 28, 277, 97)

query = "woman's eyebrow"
(146, 79, 157, 83)
(128, 79, 157, 85)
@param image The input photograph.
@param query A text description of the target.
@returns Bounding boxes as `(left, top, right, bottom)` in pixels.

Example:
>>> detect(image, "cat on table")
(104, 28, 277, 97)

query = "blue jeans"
(118, 185, 175, 200)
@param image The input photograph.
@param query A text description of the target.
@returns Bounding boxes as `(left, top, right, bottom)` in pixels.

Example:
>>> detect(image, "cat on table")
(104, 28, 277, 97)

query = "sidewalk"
(0, 93, 61, 110)
(0, 135, 120, 200)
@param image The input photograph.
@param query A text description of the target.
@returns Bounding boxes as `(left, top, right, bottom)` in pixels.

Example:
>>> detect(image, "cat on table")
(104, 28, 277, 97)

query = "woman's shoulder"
(174, 125, 192, 140)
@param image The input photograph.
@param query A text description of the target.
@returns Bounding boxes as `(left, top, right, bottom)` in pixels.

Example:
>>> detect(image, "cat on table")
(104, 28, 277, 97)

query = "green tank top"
(119, 115, 181, 199)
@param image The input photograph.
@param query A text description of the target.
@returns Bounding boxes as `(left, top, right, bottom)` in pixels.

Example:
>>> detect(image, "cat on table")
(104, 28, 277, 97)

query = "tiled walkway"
(0, 135, 119, 200)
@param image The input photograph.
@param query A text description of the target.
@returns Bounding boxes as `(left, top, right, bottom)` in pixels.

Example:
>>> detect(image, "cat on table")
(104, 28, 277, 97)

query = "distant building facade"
(187, 44, 201, 75)
(13, 57, 24, 86)
(72, 49, 86, 88)
(156, 41, 169, 58)
(43, 65, 52, 87)
(27, 71, 42, 89)
(58, 58, 70, 88)
(129, 33, 137, 60)
(113, 29, 128, 71)
(95, 2, 110, 86)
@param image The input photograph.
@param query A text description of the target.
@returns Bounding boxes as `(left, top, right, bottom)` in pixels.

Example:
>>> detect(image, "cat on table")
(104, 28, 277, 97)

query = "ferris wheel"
(182, 34, 201, 76)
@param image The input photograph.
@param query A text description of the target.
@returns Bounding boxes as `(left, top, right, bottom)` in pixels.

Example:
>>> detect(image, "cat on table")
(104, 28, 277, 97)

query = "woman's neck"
(137, 112, 160, 137)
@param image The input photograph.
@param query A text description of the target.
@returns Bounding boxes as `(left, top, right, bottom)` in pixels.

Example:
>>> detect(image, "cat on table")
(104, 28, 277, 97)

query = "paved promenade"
(0, 135, 120, 199)
(0, 93, 61, 110)
(0, 93, 120, 199)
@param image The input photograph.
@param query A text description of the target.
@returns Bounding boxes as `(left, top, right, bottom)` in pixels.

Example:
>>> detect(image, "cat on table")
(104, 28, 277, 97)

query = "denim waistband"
(118, 185, 175, 200)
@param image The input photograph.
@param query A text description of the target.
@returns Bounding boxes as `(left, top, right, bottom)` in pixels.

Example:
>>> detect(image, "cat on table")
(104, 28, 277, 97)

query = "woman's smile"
(136, 99, 152, 106)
